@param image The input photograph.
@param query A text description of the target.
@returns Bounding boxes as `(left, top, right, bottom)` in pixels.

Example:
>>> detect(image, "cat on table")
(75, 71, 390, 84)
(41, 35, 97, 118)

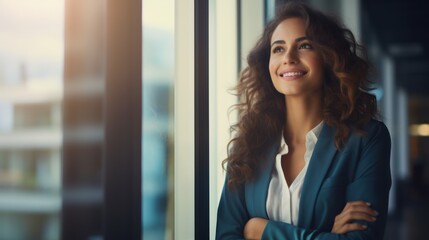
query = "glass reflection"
(142, 1, 174, 239)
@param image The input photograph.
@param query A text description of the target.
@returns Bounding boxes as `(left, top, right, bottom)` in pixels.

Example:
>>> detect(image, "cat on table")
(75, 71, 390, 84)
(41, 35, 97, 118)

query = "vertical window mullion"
(195, 0, 209, 239)
(104, 0, 141, 239)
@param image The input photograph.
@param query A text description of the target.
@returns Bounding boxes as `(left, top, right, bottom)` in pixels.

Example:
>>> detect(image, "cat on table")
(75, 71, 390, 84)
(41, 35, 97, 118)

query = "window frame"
(195, 0, 210, 239)
(103, 0, 142, 239)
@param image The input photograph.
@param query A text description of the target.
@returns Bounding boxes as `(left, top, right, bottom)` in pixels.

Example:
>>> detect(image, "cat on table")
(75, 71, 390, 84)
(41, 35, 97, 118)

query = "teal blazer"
(216, 120, 391, 239)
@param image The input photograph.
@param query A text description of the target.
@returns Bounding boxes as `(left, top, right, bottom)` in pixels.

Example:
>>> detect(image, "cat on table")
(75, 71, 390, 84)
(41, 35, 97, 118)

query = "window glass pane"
(0, 0, 63, 239)
(142, 1, 174, 239)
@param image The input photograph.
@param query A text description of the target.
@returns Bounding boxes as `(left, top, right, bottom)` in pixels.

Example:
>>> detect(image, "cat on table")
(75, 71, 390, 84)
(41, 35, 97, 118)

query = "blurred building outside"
(0, 1, 63, 239)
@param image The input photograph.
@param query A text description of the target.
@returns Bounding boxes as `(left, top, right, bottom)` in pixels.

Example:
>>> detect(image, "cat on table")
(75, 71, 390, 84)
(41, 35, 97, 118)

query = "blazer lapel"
(298, 124, 337, 228)
(245, 142, 278, 218)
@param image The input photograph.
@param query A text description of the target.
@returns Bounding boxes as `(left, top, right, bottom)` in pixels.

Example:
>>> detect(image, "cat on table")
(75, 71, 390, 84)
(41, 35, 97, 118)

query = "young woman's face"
(269, 17, 324, 97)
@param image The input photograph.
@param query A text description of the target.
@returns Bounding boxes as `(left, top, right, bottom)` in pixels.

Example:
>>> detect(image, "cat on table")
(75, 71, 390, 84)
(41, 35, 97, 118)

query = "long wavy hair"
(223, 2, 377, 189)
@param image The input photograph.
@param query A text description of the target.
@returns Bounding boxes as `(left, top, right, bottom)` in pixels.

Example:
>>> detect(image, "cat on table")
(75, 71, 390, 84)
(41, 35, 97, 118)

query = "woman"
(216, 2, 391, 240)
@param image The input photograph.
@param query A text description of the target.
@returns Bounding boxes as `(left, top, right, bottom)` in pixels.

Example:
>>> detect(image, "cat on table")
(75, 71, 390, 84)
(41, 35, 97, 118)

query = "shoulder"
(344, 119, 391, 151)
(348, 120, 391, 160)
(361, 119, 391, 145)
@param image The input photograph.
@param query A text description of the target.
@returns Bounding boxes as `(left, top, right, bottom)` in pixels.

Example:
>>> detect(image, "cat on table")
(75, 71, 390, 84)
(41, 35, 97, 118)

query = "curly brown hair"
(223, 2, 378, 189)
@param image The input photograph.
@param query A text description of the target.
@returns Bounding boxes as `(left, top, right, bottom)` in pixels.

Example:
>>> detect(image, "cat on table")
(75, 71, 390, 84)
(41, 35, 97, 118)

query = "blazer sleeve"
(261, 122, 392, 240)
(216, 177, 250, 240)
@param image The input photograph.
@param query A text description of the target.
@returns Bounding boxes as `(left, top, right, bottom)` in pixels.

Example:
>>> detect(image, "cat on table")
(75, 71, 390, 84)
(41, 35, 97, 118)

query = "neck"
(284, 94, 323, 143)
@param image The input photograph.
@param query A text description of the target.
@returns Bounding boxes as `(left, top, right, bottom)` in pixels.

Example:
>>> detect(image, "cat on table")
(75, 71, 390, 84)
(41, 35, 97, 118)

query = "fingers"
(338, 201, 378, 222)
(331, 201, 379, 234)
(336, 223, 368, 234)
(335, 210, 376, 225)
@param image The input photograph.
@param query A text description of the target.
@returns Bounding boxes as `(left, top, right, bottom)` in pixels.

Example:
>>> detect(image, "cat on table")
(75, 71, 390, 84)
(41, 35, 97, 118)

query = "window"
(142, 0, 175, 239)
(0, 1, 63, 239)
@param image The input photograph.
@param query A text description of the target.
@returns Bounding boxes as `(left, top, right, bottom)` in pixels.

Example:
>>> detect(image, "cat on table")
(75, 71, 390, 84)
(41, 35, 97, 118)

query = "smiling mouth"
(280, 71, 307, 77)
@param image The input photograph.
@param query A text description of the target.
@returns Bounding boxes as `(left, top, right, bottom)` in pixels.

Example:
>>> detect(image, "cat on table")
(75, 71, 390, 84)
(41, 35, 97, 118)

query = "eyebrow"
(271, 36, 308, 47)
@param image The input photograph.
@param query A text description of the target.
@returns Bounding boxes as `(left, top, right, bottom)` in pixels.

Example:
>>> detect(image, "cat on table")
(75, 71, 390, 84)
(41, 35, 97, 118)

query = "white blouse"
(266, 121, 324, 225)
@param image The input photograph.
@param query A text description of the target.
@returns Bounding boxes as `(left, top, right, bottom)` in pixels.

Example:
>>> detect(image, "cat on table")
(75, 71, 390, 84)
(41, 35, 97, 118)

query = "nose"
(283, 48, 298, 64)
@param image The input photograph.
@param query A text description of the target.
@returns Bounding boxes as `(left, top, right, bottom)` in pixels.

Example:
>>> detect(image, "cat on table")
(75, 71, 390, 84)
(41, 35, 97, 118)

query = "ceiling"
(362, 0, 429, 95)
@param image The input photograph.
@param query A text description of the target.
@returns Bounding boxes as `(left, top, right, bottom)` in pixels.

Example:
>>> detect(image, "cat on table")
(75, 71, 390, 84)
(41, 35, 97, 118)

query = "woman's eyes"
(298, 43, 313, 49)
(272, 43, 313, 54)
(272, 46, 284, 53)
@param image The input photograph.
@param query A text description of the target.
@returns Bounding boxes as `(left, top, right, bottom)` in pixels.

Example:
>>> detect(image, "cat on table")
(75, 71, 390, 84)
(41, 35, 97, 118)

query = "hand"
(331, 201, 378, 234)
(243, 217, 268, 240)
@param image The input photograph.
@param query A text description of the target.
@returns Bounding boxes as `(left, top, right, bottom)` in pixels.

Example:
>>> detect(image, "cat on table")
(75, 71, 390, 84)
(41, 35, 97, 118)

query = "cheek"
(269, 58, 278, 78)
(309, 57, 325, 79)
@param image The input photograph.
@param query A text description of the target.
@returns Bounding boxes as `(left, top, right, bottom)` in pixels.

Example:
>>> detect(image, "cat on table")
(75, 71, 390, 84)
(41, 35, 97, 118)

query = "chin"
(274, 86, 301, 96)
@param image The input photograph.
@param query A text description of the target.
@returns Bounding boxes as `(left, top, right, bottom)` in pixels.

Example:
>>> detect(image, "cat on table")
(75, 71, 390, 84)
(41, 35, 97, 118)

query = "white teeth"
(281, 72, 304, 77)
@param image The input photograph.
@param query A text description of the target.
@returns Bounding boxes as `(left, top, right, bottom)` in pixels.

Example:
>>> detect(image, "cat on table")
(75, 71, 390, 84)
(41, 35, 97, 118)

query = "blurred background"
(0, 0, 62, 239)
(0, 0, 428, 239)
